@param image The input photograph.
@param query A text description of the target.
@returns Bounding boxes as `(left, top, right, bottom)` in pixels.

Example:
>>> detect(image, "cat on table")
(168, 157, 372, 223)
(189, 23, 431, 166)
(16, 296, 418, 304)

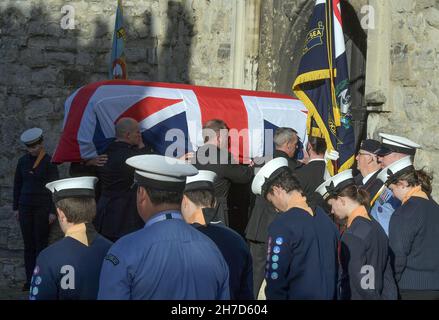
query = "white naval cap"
(377, 156, 414, 185)
(46, 176, 98, 202)
(252, 157, 289, 196)
(376, 133, 421, 156)
(126, 155, 198, 192)
(20, 128, 43, 146)
(315, 169, 355, 200)
(185, 170, 217, 192)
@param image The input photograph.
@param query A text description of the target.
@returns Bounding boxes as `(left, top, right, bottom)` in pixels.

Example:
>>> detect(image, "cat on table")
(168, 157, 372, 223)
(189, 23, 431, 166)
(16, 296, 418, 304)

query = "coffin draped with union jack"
(52, 80, 308, 164)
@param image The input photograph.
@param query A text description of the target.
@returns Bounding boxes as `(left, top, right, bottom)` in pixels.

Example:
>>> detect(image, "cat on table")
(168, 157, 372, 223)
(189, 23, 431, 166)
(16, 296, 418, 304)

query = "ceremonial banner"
(293, 0, 355, 175)
(109, 0, 127, 79)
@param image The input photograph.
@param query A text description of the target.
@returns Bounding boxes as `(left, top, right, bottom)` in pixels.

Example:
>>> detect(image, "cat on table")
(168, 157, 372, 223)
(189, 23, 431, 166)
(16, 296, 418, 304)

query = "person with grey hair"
(246, 127, 300, 297)
(94, 117, 153, 242)
(273, 127, 300, 169)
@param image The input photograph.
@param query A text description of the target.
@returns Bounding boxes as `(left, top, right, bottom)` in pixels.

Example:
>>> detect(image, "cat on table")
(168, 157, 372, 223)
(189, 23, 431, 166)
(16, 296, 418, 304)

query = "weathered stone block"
(217, 43, 231, 60)
(76, 52, 93, 66)
(24, 98, 54, 120)
(126, 47, 147, 63)
(0, 228, 8, 247)
(425, 7, 439, 28)
(20, 48, 47, 68)
(62, 69, 87, 87)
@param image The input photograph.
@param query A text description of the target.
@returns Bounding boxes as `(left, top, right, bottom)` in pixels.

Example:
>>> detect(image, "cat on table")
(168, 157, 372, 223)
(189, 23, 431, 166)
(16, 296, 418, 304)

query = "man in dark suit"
(193, 119, 253, 226)
(354, 139, 383, 204)
(94, 118, 152, 242)
(295, 136, 327, 209)
(245, 127, 299, 298)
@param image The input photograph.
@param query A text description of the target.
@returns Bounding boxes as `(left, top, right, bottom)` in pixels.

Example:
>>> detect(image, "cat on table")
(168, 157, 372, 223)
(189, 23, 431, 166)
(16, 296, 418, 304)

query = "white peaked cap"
(252, 157, 289, 196)
(20, 128, 43, 145)
(186, 170, 217, 184)
(185, 170, 217, 192)
(126, 155, 198, 192)
(377, 133, 421, 156)
(377, 156, 414, 184)
(315, 169, 355, 200)
(46, 177, 98, 202)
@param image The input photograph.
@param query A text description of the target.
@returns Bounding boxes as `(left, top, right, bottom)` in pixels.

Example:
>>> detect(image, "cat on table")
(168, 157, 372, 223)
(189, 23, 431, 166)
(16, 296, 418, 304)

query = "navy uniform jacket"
(13, 153, 59, 210)
(339, 216, 397, 300)
(98, 211, 230, 300)
(29, 225, 112, 300)
(389, 197, 439, 291)
(95, 141, 151, 239)
(358, 171, 383, 202)
(194, 216, 254, 300)
(265, 206, 339, 300)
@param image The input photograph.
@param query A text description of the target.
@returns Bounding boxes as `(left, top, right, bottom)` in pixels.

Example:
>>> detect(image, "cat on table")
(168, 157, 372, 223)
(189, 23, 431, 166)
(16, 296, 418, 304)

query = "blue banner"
(109, 0, 127, 79)
(293, 0, 355, 175)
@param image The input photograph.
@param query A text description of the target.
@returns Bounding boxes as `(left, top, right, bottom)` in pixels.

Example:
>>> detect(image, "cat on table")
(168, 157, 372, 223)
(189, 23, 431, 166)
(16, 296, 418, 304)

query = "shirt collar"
(362, 169, 379, 185)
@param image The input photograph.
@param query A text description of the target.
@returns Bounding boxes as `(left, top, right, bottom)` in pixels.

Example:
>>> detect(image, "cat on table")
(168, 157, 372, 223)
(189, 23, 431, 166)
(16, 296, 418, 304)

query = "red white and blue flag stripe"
(52, 80, 308, 164)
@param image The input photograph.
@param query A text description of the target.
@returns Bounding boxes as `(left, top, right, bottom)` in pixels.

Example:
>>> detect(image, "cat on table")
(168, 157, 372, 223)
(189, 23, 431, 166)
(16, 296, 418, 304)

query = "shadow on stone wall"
(0, 0, 195, 297)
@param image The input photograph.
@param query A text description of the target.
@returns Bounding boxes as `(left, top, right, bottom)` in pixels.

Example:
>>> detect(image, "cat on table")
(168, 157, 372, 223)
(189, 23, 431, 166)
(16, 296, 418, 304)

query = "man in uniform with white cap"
(182, 170, 254, 300)
(252, 158, 339, 299)
(13, 127, 59, 291)
(98, 155, 230, 300)
(29, 177, 112, 300)
(370, 133, 421, 235)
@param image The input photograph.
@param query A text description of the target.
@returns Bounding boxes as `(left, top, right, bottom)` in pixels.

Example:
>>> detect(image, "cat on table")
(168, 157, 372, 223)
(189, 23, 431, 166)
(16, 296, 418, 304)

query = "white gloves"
(323, 149, 339, 180)
(324, 150, 339, 163)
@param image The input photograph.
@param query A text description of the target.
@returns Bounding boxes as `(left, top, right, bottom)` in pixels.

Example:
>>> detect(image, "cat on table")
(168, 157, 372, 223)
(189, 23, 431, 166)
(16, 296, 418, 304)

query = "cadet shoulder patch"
(104, 254, 120, 266)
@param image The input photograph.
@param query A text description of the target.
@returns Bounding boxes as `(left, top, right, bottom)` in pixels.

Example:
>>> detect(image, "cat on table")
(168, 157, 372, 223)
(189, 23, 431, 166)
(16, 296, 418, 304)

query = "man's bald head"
(115, 118, 141, 145)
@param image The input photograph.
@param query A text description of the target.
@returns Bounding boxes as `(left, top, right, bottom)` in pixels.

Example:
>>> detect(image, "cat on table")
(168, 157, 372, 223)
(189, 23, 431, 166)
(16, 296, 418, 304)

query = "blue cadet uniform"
(98, 211, 230, 300)
(373, 133, 421, 235)
(389, 197, 439, 296)
(339, 211, 397, 300)
(185, 170, 253, 300)
(265, 206, 339, 300)
(30, 177, 112, 300)
(30, 224, 112, 300)
(317, 168, 397, 300)
(252, 157, 339, 300)
(194, 211, 254, 300)
(381, 156, 439, 299)
(98, 155, 230, 300)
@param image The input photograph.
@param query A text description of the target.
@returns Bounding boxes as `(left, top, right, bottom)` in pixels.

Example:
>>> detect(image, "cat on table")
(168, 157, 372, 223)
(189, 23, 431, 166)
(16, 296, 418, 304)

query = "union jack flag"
(52, 80, 308, 164)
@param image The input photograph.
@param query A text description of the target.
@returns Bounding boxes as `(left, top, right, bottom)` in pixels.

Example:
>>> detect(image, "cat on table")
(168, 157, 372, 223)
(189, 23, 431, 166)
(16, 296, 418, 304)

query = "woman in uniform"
(379, 156, 439, 300)
(13, 128, 59, 291)
(316, 170, 397, 300)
